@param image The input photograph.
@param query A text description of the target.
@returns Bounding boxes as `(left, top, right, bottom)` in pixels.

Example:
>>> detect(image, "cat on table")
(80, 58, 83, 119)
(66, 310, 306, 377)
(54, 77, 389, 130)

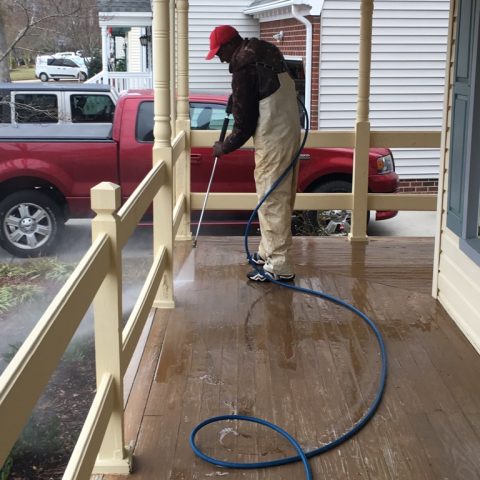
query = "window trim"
(460, 238, 480, 265)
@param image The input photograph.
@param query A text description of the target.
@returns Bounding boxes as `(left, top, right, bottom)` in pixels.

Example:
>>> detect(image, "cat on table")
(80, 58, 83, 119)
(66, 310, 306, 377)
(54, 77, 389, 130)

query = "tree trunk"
(0, 5, 12, 82)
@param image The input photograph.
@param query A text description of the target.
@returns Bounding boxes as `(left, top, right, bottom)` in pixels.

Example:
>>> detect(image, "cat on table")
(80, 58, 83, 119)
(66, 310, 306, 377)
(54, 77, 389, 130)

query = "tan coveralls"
(254, 72, 301, 276)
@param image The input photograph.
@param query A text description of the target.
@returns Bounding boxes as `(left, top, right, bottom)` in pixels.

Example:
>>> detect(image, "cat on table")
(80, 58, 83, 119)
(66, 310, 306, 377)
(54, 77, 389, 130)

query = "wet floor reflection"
(122, 237, 480, 478)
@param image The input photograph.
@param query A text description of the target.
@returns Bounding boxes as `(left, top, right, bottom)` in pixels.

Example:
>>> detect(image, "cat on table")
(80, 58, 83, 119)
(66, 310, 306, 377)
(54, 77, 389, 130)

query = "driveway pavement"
(368, 210, 437, 237)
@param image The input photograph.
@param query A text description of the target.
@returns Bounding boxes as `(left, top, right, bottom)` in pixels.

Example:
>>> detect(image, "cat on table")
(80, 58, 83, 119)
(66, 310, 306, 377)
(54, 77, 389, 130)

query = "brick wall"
(398, 179, 438, 194)
(260, 16, 320, 130)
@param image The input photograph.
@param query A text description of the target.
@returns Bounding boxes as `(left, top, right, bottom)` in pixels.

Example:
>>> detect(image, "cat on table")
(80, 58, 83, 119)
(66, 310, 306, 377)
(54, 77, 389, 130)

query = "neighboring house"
(95, 0, 153, 90)
(93, 0, 449, 192)
(94, 0, 260, 91)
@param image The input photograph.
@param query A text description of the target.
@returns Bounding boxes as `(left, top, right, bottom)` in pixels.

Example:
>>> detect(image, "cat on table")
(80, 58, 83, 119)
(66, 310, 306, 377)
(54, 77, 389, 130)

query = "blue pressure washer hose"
(190, 99, 388, 479)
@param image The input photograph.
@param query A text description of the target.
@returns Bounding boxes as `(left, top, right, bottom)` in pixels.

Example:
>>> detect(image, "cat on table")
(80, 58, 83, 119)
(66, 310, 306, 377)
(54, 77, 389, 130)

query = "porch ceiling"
(97, 0, 151, 13)
(97, 0, 152, 27)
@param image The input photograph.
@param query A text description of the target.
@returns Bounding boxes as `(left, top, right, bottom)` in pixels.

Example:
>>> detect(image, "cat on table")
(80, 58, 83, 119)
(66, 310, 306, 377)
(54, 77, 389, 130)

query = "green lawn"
(9, 67, 36, 81)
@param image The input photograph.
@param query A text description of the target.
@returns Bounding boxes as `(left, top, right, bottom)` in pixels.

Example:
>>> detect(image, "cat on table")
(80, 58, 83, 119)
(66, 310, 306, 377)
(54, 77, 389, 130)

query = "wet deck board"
(104, 237, 480, 480)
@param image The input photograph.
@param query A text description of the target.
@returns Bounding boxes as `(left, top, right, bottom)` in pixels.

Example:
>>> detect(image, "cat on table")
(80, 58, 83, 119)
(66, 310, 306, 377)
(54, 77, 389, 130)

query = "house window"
(447, 0, 480, 264)
(285, 57, 306, 127)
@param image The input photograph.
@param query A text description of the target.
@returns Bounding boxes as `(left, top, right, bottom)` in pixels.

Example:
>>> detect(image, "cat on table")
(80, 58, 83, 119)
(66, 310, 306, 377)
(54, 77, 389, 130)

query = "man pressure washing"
(206, 25, 301, 282)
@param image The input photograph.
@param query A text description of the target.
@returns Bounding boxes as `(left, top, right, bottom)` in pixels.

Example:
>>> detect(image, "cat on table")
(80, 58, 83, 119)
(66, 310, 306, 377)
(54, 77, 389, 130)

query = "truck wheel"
(0, 191, 62, 257)
(39, 72, 49, 82)
(298, 180, 370, 236)
(78, 72, 87, 82)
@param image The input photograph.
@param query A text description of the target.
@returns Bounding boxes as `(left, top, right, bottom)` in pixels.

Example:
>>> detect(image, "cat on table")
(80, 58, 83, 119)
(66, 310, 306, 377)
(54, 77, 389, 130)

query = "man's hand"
(213, 141, 224, 158)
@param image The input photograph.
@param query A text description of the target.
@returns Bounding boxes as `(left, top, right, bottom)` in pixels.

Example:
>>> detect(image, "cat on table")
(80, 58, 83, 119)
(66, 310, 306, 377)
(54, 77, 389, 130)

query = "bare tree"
(0, 0, 100, 82)
(0, 2, 10, 80)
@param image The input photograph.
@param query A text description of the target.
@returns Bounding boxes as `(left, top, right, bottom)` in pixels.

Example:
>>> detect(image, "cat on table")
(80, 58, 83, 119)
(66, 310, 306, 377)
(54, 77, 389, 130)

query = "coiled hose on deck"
(190, 99, 387, 480)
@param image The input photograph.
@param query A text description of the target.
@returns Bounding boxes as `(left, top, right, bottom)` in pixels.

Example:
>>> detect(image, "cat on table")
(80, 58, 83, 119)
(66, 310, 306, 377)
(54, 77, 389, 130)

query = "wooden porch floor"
(105, 237, 480, 479)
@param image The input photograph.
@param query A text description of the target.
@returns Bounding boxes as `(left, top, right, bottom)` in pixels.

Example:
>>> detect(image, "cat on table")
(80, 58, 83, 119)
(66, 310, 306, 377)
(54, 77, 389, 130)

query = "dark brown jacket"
(222, 38, 289, 154)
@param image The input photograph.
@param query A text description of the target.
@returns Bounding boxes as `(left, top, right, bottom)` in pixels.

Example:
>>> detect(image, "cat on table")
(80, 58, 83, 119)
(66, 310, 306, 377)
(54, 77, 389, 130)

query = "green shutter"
(447, 0, 476, 235)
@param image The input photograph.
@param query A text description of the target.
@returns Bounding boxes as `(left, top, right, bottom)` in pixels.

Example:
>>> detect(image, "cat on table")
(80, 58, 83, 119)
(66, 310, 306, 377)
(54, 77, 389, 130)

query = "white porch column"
(101, 26, 109, 82)
(152, 0, 175, 308)
(349, 0, 373, 243)
(176, 0, 192, 240)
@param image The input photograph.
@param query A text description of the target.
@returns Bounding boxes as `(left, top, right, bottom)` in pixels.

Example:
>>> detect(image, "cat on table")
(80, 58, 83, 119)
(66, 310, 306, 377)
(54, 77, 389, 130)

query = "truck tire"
(78, 72, 87, 82)
(298, 180, 370, 236)
(39, 72, 49, 82)
(0, 191, 62, 257)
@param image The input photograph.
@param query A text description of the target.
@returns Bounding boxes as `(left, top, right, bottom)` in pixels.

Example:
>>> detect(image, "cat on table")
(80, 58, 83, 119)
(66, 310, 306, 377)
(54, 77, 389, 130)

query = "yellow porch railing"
(191, 129, 441, 214)
(0, 129, 188, 478)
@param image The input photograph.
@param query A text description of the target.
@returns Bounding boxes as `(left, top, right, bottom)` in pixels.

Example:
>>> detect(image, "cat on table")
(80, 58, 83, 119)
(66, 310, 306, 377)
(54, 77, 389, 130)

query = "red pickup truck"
(0, 84, 398, 257)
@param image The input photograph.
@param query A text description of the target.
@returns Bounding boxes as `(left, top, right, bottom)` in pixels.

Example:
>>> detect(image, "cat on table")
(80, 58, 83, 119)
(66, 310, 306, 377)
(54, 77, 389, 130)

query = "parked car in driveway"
(35, 55, 88, 82)
(0, 87, 398, 257)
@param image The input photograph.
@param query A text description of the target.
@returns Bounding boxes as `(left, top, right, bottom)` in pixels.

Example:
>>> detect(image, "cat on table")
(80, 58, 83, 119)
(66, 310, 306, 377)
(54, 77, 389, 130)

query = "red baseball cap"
(205, 25, 239, 60)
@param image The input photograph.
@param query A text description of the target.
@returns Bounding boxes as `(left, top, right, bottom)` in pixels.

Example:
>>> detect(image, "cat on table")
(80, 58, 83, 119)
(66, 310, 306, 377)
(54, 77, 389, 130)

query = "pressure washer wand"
(193, 95, 232, 248)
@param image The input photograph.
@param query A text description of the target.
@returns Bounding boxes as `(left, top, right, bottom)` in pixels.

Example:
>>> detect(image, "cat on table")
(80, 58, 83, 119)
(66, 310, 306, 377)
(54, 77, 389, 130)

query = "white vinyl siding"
(189, 0, 259, 93)
(128, 27, 143, 72)
(319, 0, 450, 179)
(438, 230, 480, 354)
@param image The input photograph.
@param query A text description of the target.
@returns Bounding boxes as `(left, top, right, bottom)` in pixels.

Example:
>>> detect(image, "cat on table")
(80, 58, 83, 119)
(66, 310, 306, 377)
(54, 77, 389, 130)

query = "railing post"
(152, 0, 175, 308)
(90, 182, 131, 474)
(176, 0, 192, 240)
(350, 0, 373, 243)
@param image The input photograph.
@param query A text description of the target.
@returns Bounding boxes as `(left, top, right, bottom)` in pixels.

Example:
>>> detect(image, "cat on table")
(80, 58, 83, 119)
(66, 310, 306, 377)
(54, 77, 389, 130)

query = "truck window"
(136, 101, 154, 142)
(136, 101, 233, 142)
(70, 94, 115, 123)
(0, 93, 11, 123)
(190, 103, 232, 130)
(14, 93, 58, 124)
